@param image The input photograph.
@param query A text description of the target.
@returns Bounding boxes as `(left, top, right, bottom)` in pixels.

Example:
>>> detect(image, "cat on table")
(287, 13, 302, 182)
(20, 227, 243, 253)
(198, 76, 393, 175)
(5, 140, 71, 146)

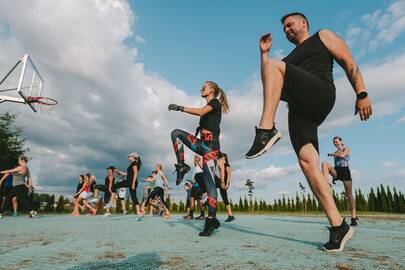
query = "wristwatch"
(356, 91, 368, 100)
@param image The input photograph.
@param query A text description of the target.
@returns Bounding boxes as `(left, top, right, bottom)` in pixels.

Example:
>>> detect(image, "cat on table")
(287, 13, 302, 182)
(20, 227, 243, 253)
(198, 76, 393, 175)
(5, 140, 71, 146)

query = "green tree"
(368, 187, 377, 211)
(386, 186, 393, 212)
(380, 185, 388, 212)
(393, 187, 400, 212)
(238, 197, 243, 212)
(45, 194, 55, 212)
(55, 195, 64, 212)
(0, 112, 28, 170)
(243, 196, 249, 212)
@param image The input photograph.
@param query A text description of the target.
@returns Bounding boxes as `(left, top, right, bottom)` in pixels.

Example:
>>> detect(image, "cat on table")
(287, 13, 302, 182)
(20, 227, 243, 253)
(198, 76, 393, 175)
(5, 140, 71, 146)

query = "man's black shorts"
(281, 63, 336, 154)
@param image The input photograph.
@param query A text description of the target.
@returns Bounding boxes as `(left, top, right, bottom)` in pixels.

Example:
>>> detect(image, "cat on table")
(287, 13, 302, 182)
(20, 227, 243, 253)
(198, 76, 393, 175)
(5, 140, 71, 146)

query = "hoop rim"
(27, 96, 58, 106)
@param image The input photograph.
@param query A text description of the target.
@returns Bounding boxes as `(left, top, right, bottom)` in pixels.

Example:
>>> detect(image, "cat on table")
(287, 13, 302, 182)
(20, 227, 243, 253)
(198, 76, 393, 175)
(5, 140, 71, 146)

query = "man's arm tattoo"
(347, 63, 360, 89)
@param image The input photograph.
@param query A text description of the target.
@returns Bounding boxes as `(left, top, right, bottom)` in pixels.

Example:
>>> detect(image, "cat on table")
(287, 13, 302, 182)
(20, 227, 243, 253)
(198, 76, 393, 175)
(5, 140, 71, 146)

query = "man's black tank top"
(283, 31, 334, 84)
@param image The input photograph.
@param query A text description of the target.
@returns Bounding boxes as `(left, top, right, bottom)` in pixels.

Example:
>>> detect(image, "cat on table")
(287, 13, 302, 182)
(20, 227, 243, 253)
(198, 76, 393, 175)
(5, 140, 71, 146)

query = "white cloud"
(395, 115, 405, 125)
(346, 0, 405, 53)
(381, 161, 398, 168)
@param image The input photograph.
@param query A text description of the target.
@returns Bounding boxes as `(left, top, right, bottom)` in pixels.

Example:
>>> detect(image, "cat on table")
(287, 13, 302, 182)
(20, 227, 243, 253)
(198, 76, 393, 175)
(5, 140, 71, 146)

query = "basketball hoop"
(27, 96, 58, 114)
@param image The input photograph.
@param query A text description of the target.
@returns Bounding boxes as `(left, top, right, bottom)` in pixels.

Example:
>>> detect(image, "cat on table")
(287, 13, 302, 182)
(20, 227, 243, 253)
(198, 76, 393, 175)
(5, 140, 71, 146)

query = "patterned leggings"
(171, 129, 220, 217)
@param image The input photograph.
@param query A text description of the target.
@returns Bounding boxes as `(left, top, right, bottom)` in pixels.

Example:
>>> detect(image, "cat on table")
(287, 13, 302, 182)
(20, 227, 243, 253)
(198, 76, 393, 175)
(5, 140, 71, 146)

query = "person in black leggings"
(96, 166, 115, 217)
(169, 80, 230, 236)
(0, 156, 36, 218)
(105, 152, 142, 218)
(215, 152, 235, 222)
(140, 170, 172, 218)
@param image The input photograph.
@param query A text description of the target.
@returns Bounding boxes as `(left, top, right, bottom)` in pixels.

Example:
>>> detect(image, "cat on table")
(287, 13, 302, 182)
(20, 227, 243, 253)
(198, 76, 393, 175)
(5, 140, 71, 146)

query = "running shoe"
(246, 125, 282, 159)
(29, 211, 37, 218)
(0, 214, 2, 219)
(224, 215, 235, 222)
(174, 163, 191, 185)
(195, 214, 205, 220)
(89, 197, 99, 204)
(123, 210, 128, 215)
(350, 216, 358, 226)
(200, 192, 208, 204)
(103, 212, 111, 218)
(183, 215, 194, 220)
(322, 219, 353, 252)
(12, 212, 18, 217)
(199, 217, 220, 237)
(136, 215, 143, 221)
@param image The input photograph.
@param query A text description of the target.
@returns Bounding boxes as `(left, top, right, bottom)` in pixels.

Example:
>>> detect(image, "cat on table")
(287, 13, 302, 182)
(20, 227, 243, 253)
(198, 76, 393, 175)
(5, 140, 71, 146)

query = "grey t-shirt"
(13, 167, 30, 186)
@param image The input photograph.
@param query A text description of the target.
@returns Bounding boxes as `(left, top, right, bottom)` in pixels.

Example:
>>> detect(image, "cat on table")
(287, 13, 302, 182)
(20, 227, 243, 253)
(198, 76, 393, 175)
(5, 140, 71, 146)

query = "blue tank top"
(334, 148, 349, 168)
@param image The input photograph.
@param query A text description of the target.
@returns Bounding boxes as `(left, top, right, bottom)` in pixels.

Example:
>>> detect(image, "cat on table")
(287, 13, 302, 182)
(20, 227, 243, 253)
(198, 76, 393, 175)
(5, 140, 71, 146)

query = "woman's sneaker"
(199, 217, 220, 237)
(29, 211, 37, 218)
(195, 214, 205, 220)
(322, 219, 354, 252)
(224, 215, 235, 222)
(246, 125, 282, 159)
(350, 216, 358, 226)
(174, 163, 191, 185)
(12, 212, 18, 217)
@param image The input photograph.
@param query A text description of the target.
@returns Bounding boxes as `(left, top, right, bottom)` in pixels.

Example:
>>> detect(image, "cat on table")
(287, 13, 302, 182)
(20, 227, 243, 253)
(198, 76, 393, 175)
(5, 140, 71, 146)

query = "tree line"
(31, 184, 405, 214)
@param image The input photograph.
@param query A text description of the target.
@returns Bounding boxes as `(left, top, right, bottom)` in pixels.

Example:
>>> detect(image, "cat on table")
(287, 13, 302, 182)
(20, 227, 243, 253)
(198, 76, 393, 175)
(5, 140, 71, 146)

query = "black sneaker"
(246, 125, 282, 159)
(183, 214, 194, 220)
(199, 217, 220, 237)
(350, 216, 358, 226)
(224, 215, 235, 222)
(195, 214, 205, 220)
(175, 163, 191, 185)
(322, 219, 354, 252)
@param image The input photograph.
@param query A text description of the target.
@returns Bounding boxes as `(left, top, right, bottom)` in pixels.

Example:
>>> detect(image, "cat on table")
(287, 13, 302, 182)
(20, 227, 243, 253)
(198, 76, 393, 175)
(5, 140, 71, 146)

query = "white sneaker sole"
(246, 132, 282, 159)
(323, 227, 354, 252)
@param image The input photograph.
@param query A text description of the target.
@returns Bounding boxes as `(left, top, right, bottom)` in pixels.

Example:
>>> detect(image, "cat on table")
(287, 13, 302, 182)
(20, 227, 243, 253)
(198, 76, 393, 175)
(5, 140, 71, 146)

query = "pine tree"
(369, 187, 377, 211)
(380, 185, 388, 212)
(306, 194, 312, 212)
(398, 192, 405, 213)
(295, 193, 301, 211)
(282, 196, 286, 211)
(386, 186, 393, 212)
(393, 187, 400, 213)
(238, 197, 243, 212)
(243, 196, 249, 212)
(55, 195, 64, 212)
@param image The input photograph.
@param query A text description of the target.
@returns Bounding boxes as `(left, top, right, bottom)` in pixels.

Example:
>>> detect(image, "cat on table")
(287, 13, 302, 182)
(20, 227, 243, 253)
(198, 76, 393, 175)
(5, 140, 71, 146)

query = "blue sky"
(0, 0, 404, 202)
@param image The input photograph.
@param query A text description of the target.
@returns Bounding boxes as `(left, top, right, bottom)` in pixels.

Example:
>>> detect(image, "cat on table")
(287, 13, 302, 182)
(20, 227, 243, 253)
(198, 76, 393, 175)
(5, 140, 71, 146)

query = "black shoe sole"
(246, 132, 282, 159)
(175, 165, 190, 185)
(322, 227, 354, 252)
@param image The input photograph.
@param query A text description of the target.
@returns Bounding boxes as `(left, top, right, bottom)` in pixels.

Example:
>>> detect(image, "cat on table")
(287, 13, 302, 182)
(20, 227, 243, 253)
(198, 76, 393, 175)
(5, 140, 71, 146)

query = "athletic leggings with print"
(171, 129, 220, 217)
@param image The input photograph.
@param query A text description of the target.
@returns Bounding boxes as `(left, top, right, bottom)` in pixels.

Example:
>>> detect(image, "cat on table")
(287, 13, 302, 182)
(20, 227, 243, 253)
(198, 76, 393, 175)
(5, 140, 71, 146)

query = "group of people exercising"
(0, 12, 372, 252)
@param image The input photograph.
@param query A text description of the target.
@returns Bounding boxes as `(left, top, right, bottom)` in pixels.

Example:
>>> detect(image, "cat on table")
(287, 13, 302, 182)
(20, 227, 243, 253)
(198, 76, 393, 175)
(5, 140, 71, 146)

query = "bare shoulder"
(318, 29, 340, 42)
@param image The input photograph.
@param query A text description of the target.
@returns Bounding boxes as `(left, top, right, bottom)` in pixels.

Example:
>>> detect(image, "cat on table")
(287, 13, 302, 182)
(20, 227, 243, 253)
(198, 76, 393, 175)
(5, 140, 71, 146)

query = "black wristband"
(356, 91, 368, 100)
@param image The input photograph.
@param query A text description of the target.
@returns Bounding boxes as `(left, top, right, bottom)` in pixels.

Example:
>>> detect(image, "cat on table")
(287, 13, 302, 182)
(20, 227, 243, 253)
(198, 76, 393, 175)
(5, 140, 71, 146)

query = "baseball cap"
(127, 152, 139, 158)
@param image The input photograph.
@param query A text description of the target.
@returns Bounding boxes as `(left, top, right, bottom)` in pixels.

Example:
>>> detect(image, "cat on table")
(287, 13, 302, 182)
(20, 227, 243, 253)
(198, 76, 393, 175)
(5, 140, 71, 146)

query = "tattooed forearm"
(347, 63, 360, 89)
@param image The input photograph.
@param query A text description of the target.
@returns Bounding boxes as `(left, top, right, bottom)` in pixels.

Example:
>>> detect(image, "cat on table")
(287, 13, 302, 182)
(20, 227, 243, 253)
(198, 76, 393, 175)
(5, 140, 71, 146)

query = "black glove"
(168, 104, 184, 111)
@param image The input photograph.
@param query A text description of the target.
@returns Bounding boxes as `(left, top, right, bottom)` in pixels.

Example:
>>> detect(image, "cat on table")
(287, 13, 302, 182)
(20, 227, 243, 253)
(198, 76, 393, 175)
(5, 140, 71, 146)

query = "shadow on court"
(67, 252, 162, 270)
(166, 218, 322, 248)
